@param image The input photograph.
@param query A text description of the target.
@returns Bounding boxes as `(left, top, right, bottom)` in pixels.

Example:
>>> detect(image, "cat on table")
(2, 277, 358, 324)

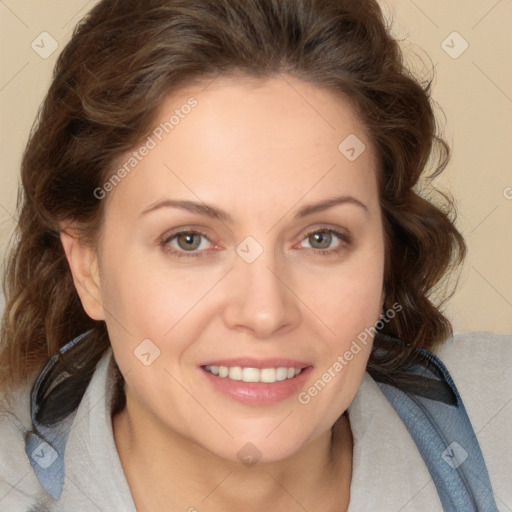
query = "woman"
(0, 0, 510, 510)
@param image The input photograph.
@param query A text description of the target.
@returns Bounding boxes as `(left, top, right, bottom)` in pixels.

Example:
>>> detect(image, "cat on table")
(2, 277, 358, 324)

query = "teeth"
(228, 366, 242, 380)
(276, 367, 288, 381)
(260, 368, 276, 383)
(204, 365, 303, 383)
(242, 367, 260, 382)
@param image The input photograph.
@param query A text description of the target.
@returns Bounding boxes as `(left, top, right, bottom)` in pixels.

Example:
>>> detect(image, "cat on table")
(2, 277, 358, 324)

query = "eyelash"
(160, 227, 352, 259)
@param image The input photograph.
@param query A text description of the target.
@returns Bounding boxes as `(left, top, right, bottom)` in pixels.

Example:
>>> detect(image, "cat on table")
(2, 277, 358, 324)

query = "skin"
(61, 74, 386, 511)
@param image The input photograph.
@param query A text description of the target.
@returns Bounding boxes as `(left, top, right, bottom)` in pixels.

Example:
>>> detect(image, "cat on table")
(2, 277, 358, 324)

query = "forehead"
(157, 73, 374, 165)
(105, 74, 379, 219)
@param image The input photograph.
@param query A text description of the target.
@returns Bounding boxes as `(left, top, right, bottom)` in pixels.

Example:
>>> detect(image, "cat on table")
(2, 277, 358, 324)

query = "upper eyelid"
(161, 227, 213, 241)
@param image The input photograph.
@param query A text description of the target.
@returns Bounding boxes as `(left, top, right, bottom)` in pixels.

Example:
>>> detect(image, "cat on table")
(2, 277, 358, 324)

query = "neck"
(112, 393, 352, 512)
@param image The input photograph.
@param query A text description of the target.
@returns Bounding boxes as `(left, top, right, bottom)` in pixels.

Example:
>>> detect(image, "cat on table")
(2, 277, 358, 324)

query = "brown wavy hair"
(1, 0, 465, 412)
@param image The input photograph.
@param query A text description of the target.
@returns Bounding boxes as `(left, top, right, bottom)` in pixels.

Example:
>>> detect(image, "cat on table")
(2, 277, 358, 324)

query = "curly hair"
(0, 0, 465, 413)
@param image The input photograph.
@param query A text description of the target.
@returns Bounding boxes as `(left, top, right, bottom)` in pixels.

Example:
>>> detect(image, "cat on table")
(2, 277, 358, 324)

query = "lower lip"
(200, 366, 312, 405)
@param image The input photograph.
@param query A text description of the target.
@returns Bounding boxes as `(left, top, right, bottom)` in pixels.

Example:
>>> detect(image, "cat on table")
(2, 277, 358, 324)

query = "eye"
(160, 227, 352, 259)
(298, 228, 351, 256)
(161, 230, 215, 258)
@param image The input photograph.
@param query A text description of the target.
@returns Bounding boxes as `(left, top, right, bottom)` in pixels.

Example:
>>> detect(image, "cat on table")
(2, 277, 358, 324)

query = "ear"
(60, 227, 105, 321)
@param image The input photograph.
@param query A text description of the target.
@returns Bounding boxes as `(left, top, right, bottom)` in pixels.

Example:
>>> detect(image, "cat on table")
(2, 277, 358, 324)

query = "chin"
(196, 423, 319, 466)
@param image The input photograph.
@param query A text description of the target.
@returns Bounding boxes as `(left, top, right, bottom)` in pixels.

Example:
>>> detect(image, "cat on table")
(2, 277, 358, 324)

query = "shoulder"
(0, 379, 56, 511)
(434, 331, 512, 509)
(433, 330, 512, 415)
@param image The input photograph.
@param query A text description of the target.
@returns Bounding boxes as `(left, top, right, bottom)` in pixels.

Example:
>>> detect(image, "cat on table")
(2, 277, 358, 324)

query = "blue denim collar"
(24, 331, 91, 499)
(376, 344, 499, 511)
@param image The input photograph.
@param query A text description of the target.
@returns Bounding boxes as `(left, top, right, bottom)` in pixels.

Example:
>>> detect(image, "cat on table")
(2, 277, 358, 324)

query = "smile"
(204, 365, 303, 383)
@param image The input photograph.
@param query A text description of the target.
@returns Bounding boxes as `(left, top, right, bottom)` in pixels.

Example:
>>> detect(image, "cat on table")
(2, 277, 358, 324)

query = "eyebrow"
(140, 195, 368, 222)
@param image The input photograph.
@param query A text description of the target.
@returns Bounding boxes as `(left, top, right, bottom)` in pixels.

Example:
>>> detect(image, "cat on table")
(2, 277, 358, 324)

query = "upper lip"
(200, 358, 311, 369)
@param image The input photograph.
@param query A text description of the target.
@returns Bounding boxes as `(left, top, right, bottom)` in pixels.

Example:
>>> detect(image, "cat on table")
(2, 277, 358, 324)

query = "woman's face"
(89, 74, 385, 462)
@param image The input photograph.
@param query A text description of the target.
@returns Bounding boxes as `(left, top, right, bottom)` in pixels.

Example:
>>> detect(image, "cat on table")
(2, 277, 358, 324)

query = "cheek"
(99, 247, 201, 335)
(306, 240, 385, 343)
(296, 286, 381, 432)
(296, 239, 384, 410)
(97, 245, 226, 386)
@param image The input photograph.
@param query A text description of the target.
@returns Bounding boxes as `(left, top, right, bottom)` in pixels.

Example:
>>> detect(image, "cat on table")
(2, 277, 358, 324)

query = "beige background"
(0, 0, 511, 334)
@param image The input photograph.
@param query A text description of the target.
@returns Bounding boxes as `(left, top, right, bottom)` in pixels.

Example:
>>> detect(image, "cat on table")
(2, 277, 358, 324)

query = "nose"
(222, 250, 301, 339)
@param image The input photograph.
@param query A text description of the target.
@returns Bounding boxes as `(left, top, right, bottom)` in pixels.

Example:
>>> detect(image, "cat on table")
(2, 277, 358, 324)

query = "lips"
(199, 357, 313, 405)
(199, 359, 313, 405)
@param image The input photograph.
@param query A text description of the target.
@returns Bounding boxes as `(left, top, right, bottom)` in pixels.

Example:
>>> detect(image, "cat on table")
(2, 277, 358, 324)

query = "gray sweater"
(1, 331, 510, 511)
